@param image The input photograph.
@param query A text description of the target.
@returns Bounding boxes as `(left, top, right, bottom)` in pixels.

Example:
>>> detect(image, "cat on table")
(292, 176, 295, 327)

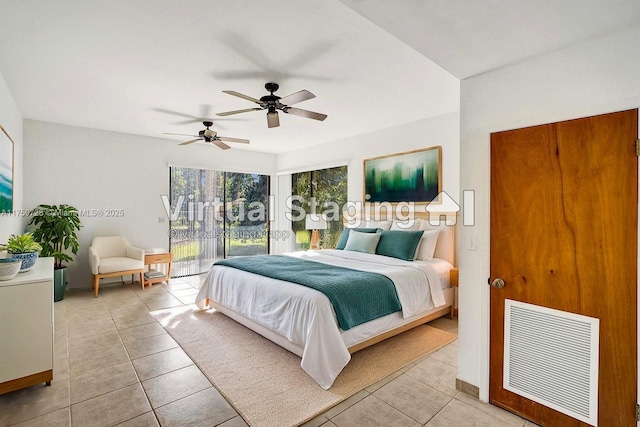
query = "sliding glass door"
(224, 172, 270, 258)
(169, 167, 269, 277)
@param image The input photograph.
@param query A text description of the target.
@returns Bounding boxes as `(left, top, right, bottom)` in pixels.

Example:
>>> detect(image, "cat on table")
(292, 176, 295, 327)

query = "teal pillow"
(335, 227, 379, 250)
(344, 230, 381, 254)
(376, 230, 424, 261)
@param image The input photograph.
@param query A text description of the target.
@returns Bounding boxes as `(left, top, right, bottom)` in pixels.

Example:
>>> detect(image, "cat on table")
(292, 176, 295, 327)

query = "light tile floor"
(0, 277, 540, 427)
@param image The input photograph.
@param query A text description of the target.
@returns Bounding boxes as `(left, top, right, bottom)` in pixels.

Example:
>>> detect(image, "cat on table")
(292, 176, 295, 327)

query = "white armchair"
(89, 236, 145, 297)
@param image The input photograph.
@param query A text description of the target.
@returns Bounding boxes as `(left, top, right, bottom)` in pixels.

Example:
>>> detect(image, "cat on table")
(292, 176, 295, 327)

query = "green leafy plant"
(29, 204, 82, 269)
(2, 233, 42, 253)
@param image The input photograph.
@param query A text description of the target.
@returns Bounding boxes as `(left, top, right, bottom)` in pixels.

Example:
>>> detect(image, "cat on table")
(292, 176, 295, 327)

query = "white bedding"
(195, 250, 452, 389)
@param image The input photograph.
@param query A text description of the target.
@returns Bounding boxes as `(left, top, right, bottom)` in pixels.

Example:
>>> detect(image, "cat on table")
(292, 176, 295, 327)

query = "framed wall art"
(0, 125, 14, 213)
(363, 146, 441, 204)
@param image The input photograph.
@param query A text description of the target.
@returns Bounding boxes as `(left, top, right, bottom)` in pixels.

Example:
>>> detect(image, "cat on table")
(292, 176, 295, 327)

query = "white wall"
(0, 71, 24, 241)
(458, 24, 640, 402)
(23, 120, 276, 288)
(278, 112, 461, 203)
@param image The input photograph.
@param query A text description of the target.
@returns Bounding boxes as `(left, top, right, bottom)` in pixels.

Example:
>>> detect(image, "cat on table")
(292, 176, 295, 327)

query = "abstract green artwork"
(0, 125, 13, 213)
(364, 146, 441, 203)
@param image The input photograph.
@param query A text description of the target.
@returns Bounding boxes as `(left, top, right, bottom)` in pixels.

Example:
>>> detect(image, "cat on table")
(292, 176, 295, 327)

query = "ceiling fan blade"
(163, 132, 199, 137)
(279, 90, 316, 106)
(216, 107, 262, 117)
(172, 118, 208, 125)
(222, 90, 262, 104)
(153, 108, 201, 120)
(179, 138, 201, 146)
(267, 112, 280, 128)
(212, 140, 231, 150)
(217, 136, 250, 144)
(284, 107, 327, 121)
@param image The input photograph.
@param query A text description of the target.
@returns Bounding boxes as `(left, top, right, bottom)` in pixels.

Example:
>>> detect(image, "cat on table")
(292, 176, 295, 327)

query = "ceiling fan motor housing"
(264, 82, 279, 93)
(261, 82, 281, 110)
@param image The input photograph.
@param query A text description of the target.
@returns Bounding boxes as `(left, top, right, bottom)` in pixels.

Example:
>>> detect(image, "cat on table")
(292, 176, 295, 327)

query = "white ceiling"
(1, 1, 638, 154)
(340, 0, 640, 79)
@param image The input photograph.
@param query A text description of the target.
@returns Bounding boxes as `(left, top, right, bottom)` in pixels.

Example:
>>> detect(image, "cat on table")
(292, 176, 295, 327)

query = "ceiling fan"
(216, 82, 327, 128)
(163, 121, 249, 150)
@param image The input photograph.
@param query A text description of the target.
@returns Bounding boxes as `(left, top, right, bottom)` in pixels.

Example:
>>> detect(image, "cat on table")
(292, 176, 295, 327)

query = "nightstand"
(143, 252, 172, 287)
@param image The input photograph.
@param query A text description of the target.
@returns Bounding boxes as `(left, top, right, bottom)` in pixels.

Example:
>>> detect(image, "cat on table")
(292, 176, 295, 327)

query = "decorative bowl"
(9, 251, 39, 272)
(0, 258, 22, 281)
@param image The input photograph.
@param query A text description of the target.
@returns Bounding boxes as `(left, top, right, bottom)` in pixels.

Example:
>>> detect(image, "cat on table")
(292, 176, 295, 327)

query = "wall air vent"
(504, 299, 599, 426)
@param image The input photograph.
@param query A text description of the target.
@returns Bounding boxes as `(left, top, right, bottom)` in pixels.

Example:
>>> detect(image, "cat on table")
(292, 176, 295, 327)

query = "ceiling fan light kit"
(163, 120, 250, 150)
(216, 82, 327, 128)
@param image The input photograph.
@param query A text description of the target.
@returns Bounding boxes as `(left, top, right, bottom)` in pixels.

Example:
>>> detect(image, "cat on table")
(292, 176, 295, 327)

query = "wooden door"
(490, 109, 638, 426)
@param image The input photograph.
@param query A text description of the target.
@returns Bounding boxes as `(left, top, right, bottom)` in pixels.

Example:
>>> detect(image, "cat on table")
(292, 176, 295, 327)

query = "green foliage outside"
(172, 228, 268, 261)
(224, 173, 270, 227)
(169, 167, 270, 273)
(292, 165, 348, 250)
(171, 240, 201, 262)
(295, 230, 310, 250)
(169, 168, 269, 228)
(226, 230, 268, 257)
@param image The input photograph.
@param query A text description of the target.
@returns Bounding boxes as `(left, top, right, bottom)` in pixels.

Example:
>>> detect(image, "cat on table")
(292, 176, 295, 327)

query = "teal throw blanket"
(215, 255, 401, 330)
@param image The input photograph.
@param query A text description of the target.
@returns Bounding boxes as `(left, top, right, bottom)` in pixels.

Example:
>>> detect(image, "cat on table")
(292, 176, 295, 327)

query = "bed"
(195, 218, 457, 389)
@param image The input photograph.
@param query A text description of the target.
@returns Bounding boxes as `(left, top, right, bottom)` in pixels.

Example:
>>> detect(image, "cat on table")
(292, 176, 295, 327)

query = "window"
(223, 172, 270, 258)
(291, 165, 347, 250)
(169, 167, 270, 277)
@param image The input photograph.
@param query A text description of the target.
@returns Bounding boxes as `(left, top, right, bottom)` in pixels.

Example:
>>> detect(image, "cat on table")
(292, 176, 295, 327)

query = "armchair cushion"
(90, 236, 131, 259)
(97, 257, 144, 274)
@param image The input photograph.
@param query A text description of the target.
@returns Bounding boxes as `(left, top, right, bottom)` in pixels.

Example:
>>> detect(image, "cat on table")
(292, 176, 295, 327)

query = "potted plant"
(29, 204, 82, 301)
(1, 233, 42, 272)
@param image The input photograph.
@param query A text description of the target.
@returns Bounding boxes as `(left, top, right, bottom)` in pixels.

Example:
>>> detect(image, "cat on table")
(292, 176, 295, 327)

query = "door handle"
(491, 278, 506, 288)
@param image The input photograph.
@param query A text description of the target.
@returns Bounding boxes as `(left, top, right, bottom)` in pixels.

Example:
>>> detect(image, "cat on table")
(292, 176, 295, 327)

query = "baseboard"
(456, 378, 479, 399)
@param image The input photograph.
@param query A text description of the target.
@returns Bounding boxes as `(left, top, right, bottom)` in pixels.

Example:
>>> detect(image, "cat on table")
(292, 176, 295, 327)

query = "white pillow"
(364, 220, 392, 230)
(344, 230, 382, 254)
(390, 219, 422, 231)
(414, 229, 440, 260)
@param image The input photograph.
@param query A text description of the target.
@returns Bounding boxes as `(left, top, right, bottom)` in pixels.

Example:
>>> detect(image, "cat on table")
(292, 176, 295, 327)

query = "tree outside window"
(291, 166, 347, 249)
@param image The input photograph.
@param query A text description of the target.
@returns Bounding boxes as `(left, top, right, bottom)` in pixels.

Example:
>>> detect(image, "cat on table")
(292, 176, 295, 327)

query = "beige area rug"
(152, 306, 457, 427)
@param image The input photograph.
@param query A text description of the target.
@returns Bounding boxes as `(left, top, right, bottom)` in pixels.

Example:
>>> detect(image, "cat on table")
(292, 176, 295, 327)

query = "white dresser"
(0, 257, 54, 394)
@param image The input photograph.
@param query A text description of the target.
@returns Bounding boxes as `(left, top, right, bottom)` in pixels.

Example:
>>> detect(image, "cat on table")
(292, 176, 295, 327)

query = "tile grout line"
(110, 295, 161, 427)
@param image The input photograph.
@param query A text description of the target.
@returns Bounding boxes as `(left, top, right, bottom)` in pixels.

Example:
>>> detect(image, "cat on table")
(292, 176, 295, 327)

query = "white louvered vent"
(504, 299, 599, 426)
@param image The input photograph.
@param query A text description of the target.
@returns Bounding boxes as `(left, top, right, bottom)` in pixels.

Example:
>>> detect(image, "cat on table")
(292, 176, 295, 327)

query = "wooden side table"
(449, 268, 459, 319)
(143, 252, 172, 288)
